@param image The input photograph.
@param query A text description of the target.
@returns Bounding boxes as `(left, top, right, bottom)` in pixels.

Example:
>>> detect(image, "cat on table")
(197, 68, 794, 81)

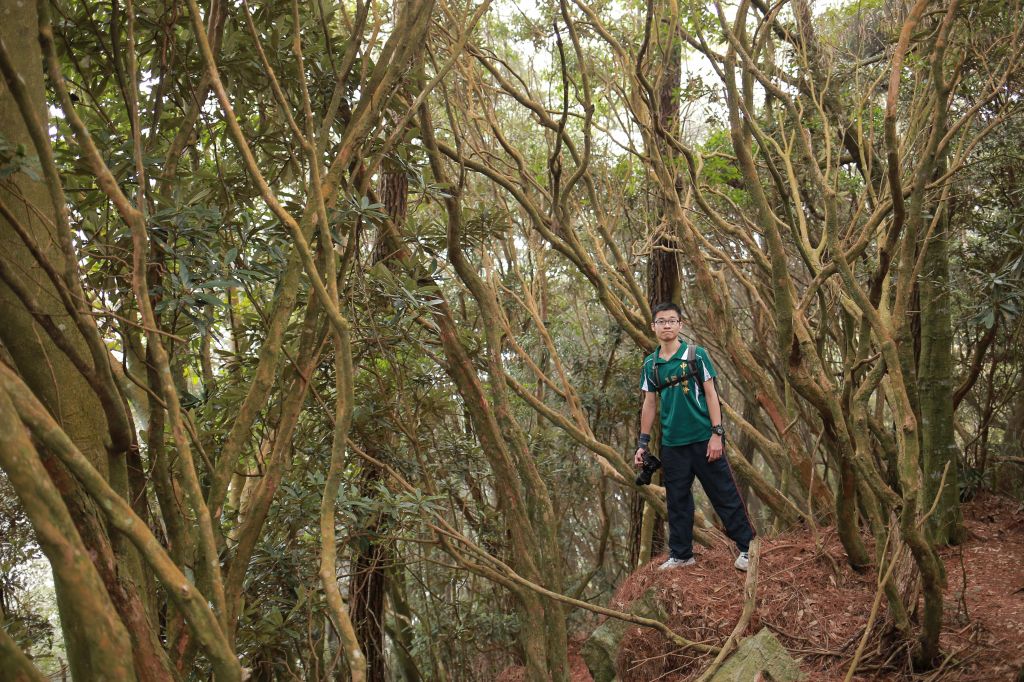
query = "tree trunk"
(0, 392, 136, 680)
(347, 164, 412, 681)
(349, 463, 389, 682)
(635, 8, 683, 563)
(0, 0, 111, 482)
(386, 576, 425, 682)
(0, 4, 163, 678)
(918, 201, 965, 545)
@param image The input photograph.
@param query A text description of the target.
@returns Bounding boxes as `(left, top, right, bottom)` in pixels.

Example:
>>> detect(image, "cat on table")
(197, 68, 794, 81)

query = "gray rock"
(582, 590, 666, 682)
(708, 628, 804, 682)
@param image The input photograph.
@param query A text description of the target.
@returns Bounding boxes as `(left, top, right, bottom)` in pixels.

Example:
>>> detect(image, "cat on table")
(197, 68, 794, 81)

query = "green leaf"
(198, 279, 243, 289)
(195, 292, 227, 308)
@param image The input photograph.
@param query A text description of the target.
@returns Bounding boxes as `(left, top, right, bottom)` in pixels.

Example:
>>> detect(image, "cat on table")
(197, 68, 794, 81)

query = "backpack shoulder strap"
(644, 350, 660, 372)
(644, 351, 661, 391)
(685, 344, 698, 373)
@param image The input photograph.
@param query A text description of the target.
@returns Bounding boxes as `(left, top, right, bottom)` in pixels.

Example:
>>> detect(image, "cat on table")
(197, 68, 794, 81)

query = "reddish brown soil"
(605, 494, 1024, 681)
(935, 494, 1024, 681)
(495, 495, 1023, 681)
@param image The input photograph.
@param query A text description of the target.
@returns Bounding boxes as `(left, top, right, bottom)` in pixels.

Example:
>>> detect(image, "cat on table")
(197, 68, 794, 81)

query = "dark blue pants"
(661, 441, 755, 560)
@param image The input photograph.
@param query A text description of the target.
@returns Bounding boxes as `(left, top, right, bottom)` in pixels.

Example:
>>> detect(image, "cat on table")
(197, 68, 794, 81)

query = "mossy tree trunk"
(918, 196, 965, 545)
(0, 4, 167, 679)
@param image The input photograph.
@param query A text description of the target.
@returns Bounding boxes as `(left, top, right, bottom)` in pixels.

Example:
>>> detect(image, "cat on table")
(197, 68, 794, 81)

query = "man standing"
(635, 302, 755, 571)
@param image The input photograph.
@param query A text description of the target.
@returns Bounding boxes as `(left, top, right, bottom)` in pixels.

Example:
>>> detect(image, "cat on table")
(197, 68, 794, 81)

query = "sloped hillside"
(594, 494, 1024, 681)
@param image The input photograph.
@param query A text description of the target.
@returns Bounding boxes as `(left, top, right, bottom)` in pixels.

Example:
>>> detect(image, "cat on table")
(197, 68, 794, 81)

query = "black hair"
(651, 302, 682, 319)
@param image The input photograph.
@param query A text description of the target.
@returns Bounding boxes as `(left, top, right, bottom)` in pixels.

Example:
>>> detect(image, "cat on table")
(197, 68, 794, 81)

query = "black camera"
(635, 451, 662, 486)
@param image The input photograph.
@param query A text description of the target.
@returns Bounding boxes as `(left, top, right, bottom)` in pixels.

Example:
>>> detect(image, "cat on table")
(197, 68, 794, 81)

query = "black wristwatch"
(710, 424, 725, 437)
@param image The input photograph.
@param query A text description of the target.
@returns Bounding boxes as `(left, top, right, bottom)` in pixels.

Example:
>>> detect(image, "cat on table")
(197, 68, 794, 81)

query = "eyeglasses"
(653, 318, 680, 327)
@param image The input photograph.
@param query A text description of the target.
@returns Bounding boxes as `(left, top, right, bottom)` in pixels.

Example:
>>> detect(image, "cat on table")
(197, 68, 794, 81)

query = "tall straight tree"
(918, 167, 965, 546)
(633, 0, 683, 568)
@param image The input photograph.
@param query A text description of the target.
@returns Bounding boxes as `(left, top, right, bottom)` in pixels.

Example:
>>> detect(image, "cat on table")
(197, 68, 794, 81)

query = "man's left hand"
(707, 434, 724, 461)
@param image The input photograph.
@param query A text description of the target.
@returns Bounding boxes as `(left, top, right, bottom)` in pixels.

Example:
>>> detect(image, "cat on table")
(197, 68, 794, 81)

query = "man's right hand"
(635, 433, 651, 467)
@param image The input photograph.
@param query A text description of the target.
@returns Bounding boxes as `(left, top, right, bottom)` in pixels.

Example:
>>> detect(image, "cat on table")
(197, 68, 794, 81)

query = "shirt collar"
(655, 341, 687, 364)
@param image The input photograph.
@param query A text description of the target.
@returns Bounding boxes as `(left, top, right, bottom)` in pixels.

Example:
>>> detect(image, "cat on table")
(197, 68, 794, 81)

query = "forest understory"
(4, 0, 1024, 678)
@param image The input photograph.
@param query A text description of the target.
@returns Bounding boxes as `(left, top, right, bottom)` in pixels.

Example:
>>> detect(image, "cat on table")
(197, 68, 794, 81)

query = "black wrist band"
(637, 433, 651, 449)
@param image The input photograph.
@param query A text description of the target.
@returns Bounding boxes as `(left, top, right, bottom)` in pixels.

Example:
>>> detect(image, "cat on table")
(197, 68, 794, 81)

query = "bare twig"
(695, 537, 762, 682)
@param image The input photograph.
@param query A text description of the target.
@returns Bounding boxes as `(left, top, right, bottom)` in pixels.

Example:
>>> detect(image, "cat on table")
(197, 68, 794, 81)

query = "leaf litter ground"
(576, 493, 1023, 681)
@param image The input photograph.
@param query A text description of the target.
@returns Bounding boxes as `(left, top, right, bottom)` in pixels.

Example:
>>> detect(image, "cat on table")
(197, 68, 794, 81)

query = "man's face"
(651, 311, 681, 341)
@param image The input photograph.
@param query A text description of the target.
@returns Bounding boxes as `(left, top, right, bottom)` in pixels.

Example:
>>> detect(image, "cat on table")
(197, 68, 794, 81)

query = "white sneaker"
(734, 551, 749, 571)
(658, 557, 696, 570)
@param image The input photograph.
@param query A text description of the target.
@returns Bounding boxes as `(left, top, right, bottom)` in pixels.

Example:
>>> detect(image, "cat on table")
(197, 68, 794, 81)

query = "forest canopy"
(1, 0, 1023, 679)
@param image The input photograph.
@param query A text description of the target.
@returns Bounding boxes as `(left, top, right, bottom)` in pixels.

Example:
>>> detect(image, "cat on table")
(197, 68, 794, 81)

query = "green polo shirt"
(640, 342, 717, 446)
